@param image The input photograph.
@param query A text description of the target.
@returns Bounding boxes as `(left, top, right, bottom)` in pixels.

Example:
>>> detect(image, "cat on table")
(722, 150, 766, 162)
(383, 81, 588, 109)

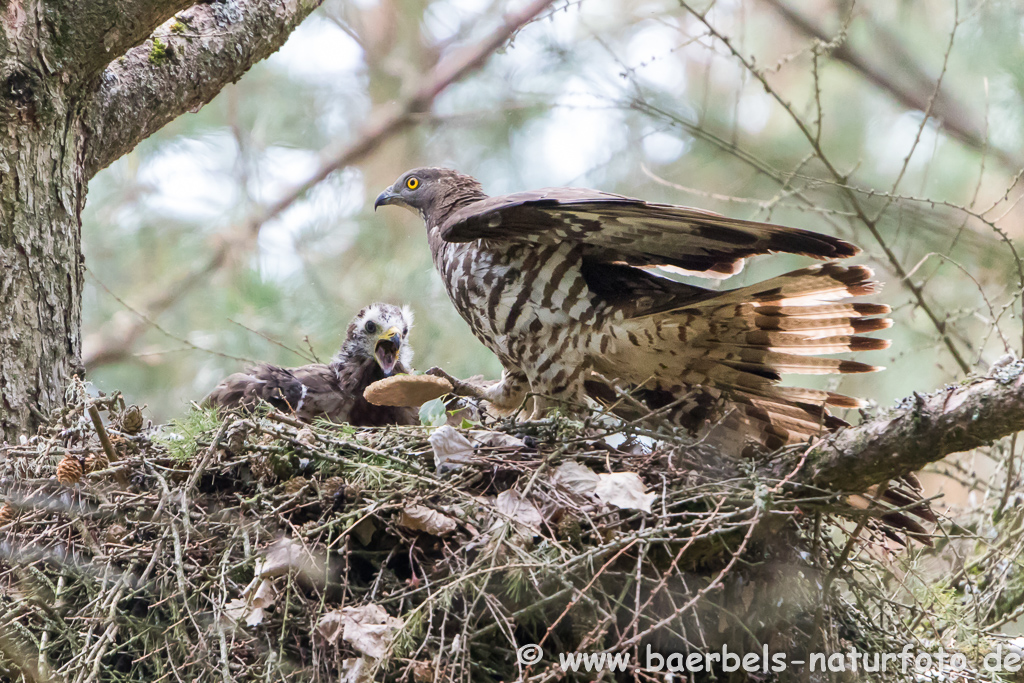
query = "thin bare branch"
(760, 0, 1024, 172)
(682, 1, 974, 374)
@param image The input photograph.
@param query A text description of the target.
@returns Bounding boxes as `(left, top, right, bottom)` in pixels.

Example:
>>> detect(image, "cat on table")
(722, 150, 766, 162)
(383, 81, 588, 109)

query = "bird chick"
(206, 303, 417, 426)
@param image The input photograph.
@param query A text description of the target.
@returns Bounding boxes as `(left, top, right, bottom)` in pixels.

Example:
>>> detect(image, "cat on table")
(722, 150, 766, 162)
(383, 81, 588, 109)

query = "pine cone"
(119, 405, 144, 434)
(0, 503, 17, 528)
(224, 421, 249, 455)
(320, 476, 347, 498)
(556, 513, 582, 548)
(295, 428, 317, 447)
(108, 434, 130, 458)
(283, 476, 308, 495)
(57, 456, 84, 486)
(104, 523, 128, 545)
(299, 519, 322, 536)
(411, 661, 434, 683)
(248, 455, 276, 484)
(85, 450, 110, 473)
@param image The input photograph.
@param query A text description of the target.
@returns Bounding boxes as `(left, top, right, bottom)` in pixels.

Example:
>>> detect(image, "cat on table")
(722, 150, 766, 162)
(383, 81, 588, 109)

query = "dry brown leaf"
(429, 425, 476, 469)
(222, 578, 279, 627)
(340, 604, 403, 659)
(340, 657, 373, 683)
(397, 504, 459, 536)
(316, 609, 345, 645)
(494, 490, 543, 531)
(249, 578, 278, 609)
(351, 517, 378, 546)
(594, 472, 655, 513)
(222, 598, 249, 626)
(554, 463, 654, 512)
(468, 430, 525, 450)
(552, 461, 600, 495)
(295, 428, 317, 447)
(255, 538, 326, 586)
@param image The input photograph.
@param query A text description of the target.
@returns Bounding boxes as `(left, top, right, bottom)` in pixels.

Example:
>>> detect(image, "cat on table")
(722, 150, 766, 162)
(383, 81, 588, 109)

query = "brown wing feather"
(205, 362, 417, 425)
(440, 189, 859, 279)
(287, 364, 353, 422)
(205, 364, 350, 421)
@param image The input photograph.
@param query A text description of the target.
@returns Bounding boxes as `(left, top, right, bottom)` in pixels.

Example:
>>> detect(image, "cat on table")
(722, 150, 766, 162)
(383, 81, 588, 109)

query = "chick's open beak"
(374, 187, 398, 211)
(374, 327, 402, 376)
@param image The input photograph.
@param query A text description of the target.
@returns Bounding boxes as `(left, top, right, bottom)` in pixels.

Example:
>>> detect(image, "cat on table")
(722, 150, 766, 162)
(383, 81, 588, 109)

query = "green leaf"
(419, 398, 447, 427)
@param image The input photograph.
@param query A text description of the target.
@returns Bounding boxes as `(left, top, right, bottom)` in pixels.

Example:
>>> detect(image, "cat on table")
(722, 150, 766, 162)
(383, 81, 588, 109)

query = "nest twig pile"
(0, 381, 1016, 682)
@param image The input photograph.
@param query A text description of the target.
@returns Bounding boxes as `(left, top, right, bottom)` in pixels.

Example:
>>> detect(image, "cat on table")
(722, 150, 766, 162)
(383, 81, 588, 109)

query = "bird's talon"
(426, 367, 481, 398)
(426, 366, 459, 385)
(425, 366, 449, 379)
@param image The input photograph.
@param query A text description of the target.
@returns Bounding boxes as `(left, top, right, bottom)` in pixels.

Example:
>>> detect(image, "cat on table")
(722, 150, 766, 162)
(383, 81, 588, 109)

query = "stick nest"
(0, 380, 1011, 682)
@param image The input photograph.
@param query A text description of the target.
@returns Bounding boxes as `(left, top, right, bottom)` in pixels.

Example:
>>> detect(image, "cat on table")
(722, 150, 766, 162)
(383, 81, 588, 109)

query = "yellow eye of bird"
(406, 177, 420, 190)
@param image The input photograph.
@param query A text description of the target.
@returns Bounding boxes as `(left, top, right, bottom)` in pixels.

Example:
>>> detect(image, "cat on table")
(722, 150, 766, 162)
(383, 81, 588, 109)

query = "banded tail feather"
(592, 263, 890, 446)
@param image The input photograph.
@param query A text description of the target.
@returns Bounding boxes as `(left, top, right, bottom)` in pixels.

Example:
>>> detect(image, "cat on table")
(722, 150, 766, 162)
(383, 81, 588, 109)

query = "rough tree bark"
(719, 359, 1024, 508)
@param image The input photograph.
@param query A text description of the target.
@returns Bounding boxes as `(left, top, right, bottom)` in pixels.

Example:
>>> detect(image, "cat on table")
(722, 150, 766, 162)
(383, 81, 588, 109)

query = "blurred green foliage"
(83, 0, 1024, 423)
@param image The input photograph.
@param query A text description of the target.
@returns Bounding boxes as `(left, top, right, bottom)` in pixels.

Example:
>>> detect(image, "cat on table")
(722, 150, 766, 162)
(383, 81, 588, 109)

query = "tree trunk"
(0, 48, 86, 441)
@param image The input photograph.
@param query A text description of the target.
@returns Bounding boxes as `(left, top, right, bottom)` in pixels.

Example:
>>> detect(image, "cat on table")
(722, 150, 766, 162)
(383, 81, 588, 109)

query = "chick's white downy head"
(337, 303, 414, 376)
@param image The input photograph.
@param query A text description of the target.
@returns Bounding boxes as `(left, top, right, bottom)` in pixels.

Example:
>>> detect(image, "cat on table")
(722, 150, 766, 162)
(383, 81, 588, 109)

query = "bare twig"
(86, 404, 118, 466)
(760, 0, 1024, 171)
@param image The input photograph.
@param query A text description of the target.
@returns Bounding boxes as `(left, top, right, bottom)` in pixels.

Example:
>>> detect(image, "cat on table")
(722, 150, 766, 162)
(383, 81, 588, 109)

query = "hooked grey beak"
(374, 187, 398, 211)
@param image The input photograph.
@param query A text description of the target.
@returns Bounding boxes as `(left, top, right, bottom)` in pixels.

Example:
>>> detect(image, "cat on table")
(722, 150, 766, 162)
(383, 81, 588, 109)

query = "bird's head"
(336, 303, 414, 376)
(374, 167, 486, 222)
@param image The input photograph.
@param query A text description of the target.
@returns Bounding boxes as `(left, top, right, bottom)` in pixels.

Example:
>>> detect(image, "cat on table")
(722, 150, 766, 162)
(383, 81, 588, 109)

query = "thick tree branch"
(46, 0, 193, 81)
(81, 0, 324, 179)
(801, 360, 1024, 493)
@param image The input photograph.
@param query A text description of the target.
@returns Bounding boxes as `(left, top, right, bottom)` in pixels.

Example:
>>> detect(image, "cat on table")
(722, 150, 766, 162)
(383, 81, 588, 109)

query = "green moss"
(148, 37, 171, 65)
(153, 406, 220, 462)
(170, 20, 187, 34)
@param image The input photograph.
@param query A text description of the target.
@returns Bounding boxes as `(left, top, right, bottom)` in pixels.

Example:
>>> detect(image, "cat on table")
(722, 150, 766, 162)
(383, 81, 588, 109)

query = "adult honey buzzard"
(375, 169, 891, 449)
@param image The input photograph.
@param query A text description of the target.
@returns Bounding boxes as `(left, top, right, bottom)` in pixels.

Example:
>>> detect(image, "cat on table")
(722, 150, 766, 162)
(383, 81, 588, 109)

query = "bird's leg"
(425, 367, 486, 400)
(526, 396, 549, 421)
(523, 353, 591, 419)
(479, 369, 529, 411)
(426, 367, 528, 412)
